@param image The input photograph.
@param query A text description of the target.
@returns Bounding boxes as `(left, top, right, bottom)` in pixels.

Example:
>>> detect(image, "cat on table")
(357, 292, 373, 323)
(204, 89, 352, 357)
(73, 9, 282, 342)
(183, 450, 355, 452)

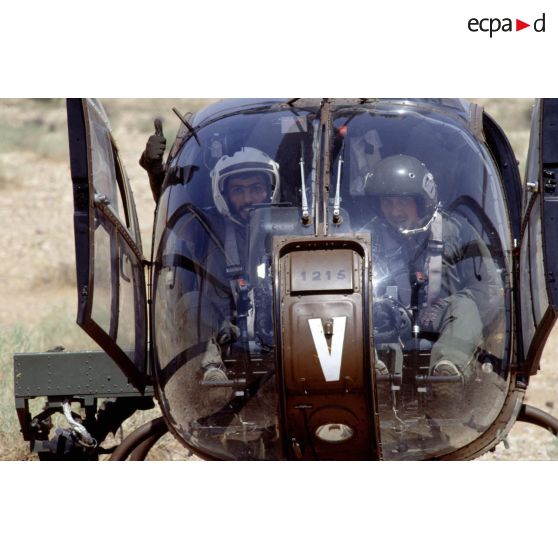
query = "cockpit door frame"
(67, 99, 149, 392)
(518, 99, 558, 374)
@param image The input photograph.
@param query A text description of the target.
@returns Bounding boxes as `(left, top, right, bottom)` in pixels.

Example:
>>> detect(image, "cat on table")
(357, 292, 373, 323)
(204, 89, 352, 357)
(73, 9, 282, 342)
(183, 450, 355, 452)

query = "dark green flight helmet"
(364, 154, 438, 222)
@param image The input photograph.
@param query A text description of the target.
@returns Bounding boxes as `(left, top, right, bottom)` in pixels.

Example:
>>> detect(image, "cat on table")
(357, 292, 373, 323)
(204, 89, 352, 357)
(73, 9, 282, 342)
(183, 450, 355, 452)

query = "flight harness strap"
(224, 220, 255, 348)
(225, 220, 244, 301)
(426, 211, 443, 305)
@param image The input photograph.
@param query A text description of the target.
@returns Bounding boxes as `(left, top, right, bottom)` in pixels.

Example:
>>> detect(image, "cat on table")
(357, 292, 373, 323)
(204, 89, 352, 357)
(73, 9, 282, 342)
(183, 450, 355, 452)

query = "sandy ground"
(0, 98, 557, 460)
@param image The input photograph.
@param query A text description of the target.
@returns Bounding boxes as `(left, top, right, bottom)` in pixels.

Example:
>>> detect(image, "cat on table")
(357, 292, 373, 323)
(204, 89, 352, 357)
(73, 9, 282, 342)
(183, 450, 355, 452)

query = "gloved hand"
(418, 298, 449, 331)
(373, 297, 413, 343)
(373, 299, 396, 335)
(140, 118, 166, 172)
(216, 321, 240, 345)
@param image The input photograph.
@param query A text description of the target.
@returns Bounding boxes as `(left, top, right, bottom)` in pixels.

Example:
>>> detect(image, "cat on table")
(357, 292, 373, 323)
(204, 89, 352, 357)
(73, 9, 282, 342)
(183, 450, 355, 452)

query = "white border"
(1, 2, 556, 554)
(1, 1, 555, 96)
(0, 462, 556, 557)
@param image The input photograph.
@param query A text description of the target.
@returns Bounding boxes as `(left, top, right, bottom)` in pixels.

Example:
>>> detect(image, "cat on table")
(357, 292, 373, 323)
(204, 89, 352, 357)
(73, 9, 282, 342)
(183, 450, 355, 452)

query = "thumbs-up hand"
(144, 118, 166, 164)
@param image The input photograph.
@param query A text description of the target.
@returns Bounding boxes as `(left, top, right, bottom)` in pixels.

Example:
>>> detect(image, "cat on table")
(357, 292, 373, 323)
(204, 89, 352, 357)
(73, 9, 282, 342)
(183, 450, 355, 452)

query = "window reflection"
(91, 218, 113, 335)
(330, 105, 512, 459)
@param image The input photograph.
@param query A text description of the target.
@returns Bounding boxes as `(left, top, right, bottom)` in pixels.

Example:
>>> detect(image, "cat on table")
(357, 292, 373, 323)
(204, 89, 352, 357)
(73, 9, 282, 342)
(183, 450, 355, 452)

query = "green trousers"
(430, 293, 483, 376)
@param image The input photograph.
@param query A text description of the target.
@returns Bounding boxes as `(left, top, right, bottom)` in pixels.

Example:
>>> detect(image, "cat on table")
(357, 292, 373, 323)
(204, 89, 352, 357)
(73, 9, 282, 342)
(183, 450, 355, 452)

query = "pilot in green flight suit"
(364, 155, 501, 384)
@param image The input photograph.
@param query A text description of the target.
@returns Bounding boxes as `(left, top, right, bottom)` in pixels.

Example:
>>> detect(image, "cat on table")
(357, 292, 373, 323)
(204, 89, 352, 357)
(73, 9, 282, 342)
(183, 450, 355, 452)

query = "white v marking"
(308, 317, 347, 382)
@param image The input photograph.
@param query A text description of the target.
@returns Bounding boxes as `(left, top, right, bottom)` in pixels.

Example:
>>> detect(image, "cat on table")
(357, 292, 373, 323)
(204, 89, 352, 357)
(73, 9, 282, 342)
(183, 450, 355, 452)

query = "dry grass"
(0, 98, 212, 461)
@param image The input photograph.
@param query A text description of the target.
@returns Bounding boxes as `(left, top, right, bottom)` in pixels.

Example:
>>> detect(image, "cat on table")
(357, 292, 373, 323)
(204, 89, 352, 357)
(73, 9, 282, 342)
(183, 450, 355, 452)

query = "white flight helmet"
(211, 147, 280, 225)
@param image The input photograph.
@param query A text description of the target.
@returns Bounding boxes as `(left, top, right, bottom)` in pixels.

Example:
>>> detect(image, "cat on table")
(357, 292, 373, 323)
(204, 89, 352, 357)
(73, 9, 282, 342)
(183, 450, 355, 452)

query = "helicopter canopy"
(151, 99, 513, 460)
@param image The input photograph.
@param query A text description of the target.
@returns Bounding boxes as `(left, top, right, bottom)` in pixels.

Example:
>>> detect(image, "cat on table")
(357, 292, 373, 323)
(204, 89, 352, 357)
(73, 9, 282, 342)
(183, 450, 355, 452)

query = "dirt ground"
(1, 98, 557, 460)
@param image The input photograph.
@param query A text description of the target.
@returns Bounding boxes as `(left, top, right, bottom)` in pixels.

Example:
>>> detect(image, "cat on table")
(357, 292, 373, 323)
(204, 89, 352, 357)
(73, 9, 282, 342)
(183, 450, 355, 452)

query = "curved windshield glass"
(151, 100, 514, 460)
(152, 106, 320, 459)
(330, 103, 513, 459)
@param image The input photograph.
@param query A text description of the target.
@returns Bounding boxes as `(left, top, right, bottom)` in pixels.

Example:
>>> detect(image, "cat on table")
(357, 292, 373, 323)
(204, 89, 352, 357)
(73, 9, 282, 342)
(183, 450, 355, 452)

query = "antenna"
(172, 107, 201, 146)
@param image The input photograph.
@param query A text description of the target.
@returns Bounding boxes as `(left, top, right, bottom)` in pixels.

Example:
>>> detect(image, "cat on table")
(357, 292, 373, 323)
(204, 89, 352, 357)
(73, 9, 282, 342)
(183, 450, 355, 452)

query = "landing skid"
(517, 404, 558, 436)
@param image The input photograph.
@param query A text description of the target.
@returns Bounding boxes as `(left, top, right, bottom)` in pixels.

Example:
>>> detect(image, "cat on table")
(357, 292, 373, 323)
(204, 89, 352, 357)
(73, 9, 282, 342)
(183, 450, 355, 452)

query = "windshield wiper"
(332, 138, 345, 224)
(299, 140, 311, 224)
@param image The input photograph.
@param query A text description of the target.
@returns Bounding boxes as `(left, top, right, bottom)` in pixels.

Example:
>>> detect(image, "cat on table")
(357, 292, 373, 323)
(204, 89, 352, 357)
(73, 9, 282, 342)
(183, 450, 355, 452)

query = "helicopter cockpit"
(150, 99, 513, 459)
(152, 104, 319, 459)
(330, 103, 511, 459)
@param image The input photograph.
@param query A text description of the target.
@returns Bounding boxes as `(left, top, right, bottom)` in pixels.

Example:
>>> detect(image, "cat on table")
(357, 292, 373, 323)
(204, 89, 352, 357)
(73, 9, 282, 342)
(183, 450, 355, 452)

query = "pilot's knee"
(441, 295, 482, 331)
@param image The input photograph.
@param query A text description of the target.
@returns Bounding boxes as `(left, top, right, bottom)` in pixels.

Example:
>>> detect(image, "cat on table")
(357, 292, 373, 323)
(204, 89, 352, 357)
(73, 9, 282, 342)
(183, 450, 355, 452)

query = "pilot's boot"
(202, 366, 228, 383)
(433, 359, 462, 379)
(429, 359, 465, 413)
(201, 338, 228, 384)
(375, 358, 389, 376)
(373, 355, 392, 406)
